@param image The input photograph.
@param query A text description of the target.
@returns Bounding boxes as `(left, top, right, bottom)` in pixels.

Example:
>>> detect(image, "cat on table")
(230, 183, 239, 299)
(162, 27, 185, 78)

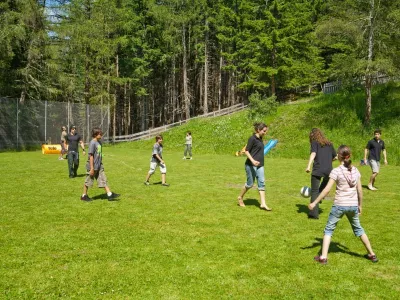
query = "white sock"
(107, 192, 112, 196)
(82, 194, 86, 197)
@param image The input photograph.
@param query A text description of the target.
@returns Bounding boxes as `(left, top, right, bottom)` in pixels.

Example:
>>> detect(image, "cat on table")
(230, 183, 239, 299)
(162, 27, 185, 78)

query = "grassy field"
(1, 146, 399, 298)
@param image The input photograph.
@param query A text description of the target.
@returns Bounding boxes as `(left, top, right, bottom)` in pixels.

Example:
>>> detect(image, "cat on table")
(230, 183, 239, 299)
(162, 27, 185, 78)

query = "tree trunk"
(218, 55, 223, 110)
(364, 0, 374, 125)
(182, 25, 190, 120)
(203, 19, 209, 114)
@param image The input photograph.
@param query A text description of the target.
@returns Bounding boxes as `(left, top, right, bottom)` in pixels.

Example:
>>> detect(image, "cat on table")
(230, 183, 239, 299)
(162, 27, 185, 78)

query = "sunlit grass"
(0, 148, 399, 298)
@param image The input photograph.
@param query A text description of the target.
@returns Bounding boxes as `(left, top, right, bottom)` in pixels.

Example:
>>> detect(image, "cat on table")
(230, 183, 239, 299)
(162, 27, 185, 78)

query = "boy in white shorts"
(364, 129, 388, 190)
(144, 135, 170, 187)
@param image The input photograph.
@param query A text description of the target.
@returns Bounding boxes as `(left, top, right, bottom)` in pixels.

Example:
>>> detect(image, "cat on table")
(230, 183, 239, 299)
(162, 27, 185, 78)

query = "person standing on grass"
(183, 131, 193, 160)
(81, 128, 120, 202)
(237, 122, 272, 211)
(305, 128, 337, 219)
(364, 129, 388, 191)
(59, 126, 67, 160)
(144, 135, 170, 187)
(66, 125, 85, 178)
(309, 145, 378, 265)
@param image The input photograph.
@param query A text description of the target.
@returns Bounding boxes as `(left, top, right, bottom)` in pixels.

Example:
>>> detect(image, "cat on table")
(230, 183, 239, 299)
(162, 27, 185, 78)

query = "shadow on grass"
(301, 237, 364, 258)
(243, 198, 260, 207)
(296, 204, 324, 216)
(91, 194, 108, 200)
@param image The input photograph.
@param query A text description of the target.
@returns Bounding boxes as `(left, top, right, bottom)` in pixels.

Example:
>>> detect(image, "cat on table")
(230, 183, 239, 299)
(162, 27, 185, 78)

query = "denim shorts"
(244, 164, 265, 191)
(324, 205, 365, 237)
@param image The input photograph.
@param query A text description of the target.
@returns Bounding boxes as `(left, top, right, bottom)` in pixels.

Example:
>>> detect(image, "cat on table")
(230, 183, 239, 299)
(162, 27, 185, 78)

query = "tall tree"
(316, 0, 400, 125)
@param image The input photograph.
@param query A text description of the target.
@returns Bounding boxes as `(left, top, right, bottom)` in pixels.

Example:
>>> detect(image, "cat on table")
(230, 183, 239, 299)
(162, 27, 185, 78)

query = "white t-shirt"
(329, 165, 361, 206)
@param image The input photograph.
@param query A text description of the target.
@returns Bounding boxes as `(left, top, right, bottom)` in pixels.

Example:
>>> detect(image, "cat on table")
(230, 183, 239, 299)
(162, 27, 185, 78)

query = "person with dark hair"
(59, 126, 67, 160)
(183, 131, 193, 160)
(364, 129, 388, 190)
(309, 145, 378, 265)
(81, 128, 120, 202)
(305, 128, 337, 219)
(66, 125, 85, 178)
(144, 135, 170, 187)
(237, 122, 272, 211)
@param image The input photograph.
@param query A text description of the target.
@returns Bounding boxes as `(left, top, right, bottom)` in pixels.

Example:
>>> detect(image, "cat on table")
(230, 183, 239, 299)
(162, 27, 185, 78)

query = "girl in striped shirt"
(309, 145, 378, 264)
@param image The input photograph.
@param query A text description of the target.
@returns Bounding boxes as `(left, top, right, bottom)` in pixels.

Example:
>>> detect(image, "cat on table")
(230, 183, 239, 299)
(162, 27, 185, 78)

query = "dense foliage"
(1, 0, 399, 134)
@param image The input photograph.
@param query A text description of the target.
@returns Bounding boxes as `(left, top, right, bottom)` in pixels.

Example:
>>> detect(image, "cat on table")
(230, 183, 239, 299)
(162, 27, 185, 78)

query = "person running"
(81, 128, 120, 202)
(237, 122, 272, 211)
(183, 131, 193, 160)
(66, 125, 85, 178)
(59, 126, 67, 160)
(305, 128, 337, 219)
(309, 145, 378, 265)
(364, 129, 388, 191)
(144, 135, 170, 187)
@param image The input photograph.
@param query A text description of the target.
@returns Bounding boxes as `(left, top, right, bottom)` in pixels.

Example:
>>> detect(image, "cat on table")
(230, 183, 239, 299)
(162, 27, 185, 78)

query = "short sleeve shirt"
(86, 139, 103, 170)
(366, 139, 385, 161)
(66, 133, 82, 152)
(245, 134, 264, 167)
(311, 141, 336, 177)
(185, 135, 192, 145)
(330, 165, 361, 206)
(151, 143, 163, 163)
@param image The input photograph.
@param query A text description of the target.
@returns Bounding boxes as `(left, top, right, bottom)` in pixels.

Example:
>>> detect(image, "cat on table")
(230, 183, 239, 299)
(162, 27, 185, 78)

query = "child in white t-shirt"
(309, 145, 378, 264)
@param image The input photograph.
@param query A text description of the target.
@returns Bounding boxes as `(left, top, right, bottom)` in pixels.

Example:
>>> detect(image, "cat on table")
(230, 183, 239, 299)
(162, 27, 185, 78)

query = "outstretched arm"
(308, 178, 335, 210)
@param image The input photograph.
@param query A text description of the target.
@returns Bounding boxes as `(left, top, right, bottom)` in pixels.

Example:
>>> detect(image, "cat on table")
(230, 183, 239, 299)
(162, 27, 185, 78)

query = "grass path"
(1, 148, 399, 298)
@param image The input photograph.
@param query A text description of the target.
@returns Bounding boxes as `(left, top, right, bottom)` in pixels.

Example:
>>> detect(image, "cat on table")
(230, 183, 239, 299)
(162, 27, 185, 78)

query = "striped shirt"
(330, 165, 361, 206)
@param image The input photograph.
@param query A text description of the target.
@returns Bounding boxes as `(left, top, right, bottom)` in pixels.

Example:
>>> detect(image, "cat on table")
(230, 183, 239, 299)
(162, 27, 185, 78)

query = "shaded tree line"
(1, 0, 399, 134)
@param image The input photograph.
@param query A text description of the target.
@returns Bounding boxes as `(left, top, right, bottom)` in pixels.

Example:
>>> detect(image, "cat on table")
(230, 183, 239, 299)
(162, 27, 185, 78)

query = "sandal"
(364, 254, 379, 263)
(238, 197, 245, 207)
(314, 255, 328, 265)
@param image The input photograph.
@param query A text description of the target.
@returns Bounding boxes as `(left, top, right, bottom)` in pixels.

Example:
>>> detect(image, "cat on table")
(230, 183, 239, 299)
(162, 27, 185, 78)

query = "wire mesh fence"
(0, 98, 110, 150)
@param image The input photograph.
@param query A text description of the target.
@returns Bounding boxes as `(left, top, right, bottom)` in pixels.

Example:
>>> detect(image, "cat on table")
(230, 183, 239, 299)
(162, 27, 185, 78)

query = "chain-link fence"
(0, 98, 110, 150)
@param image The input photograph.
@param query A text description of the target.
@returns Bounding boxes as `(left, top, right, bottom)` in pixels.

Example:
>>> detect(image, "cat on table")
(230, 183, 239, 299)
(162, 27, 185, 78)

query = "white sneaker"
(190, 157, 192, 160)
(182, 157, 186, 160)
(368, 185, 377, 191)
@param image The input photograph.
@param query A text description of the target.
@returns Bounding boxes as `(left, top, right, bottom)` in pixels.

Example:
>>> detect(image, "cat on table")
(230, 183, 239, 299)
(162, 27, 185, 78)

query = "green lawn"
(1, 147, 399, 299)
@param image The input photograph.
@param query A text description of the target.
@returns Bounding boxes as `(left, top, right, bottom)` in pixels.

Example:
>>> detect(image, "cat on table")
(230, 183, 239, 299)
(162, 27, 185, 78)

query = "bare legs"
(319, 234, 375, 260)
(237, 186, 271, 210)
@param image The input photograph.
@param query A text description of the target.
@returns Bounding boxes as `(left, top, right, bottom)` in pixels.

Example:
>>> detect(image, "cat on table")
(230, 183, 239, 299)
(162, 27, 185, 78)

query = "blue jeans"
(245, 164, 265, 191)
(324, 205, 365, 237)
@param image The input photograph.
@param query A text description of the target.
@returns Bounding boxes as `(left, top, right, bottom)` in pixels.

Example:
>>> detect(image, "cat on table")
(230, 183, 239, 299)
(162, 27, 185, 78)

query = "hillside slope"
(116, 83, 400, 165)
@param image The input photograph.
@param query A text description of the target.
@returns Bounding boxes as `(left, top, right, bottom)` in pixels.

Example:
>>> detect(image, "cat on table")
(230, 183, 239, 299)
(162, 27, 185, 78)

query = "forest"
(1, 0, 399, 135)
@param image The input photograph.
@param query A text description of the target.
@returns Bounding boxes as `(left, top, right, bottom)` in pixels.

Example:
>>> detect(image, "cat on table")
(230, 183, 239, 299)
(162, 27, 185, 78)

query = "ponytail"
(337, 145, 352, 171)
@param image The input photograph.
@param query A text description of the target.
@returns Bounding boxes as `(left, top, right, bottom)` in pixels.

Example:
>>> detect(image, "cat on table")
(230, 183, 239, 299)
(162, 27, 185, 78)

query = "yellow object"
(42, 144, 62, 154)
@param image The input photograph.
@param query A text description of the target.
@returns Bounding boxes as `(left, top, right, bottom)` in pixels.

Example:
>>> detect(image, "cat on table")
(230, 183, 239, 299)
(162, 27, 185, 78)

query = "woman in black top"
(305, 128, 337, 219)
(237, 122, 272, 211)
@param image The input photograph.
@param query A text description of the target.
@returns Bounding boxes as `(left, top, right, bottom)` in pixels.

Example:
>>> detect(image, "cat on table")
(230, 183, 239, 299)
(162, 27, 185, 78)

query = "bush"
(247, 92, 278, 121)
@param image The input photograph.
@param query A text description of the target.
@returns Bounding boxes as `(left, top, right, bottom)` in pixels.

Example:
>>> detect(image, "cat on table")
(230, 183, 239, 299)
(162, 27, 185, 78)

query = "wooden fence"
(111, 103, 247, 143)
(322, 74, 395, 94)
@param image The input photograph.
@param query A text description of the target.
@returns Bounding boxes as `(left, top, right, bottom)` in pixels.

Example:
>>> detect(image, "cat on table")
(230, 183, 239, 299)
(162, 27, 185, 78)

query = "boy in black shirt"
(364, 129, 388, 190)
(66, 125, 86, 178)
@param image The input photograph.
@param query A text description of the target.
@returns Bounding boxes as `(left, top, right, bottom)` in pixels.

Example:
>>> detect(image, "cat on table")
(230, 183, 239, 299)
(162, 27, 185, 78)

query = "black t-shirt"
(311, 141, 336, 177)
(245, 134, 264, 167)
(66, 133, 82, 152)
(366, 138, 385, 161)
